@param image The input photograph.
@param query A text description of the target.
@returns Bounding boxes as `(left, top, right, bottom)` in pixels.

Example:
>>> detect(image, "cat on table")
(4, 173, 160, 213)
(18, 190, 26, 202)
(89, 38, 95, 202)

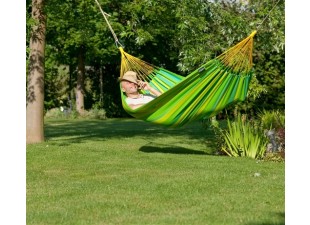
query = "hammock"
(119, 31, 257, 127)
(93, 0, 260, 127)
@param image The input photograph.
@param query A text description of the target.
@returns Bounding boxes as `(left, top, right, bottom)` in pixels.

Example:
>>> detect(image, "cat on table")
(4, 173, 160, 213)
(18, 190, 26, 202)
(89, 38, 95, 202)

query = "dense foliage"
(203, 109, 285, 160)
(26, 0, 285, 117)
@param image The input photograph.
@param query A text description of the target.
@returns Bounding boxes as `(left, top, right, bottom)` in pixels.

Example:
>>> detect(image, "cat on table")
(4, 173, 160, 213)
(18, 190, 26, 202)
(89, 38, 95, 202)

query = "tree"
(43, 0, 128, 116)
(45, 0, 89, 115)
(27, 0, 284, 123)
(26, 0, 46, 144)
(119, 0, 284, 113)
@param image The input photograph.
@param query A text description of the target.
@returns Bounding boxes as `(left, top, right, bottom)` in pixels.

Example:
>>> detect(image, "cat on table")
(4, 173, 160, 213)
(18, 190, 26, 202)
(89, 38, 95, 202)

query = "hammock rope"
(256, 0, 281, 30)
(94, 0, 123, 47)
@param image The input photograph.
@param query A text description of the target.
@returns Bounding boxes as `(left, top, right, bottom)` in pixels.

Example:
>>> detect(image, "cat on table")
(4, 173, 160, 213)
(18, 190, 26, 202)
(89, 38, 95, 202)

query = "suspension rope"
(257, 0, 282, 30)
(94, 0, 281, 47)
(94, 0, 123, 48)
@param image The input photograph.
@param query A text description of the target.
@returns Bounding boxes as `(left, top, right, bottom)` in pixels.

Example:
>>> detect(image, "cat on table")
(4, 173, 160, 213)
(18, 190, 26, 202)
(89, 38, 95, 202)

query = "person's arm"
(138, 81, 162, 96)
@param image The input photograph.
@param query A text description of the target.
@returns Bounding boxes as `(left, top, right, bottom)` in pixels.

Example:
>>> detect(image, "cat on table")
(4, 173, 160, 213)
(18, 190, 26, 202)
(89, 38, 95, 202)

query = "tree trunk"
(68, 63, 73, 111)
(99, 64, 104, 108)
(26, 0, 46, 144)
(76, 45, 85, 115)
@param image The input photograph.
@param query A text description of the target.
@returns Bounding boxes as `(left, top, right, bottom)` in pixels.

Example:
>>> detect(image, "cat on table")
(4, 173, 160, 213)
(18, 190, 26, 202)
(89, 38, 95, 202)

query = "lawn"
(27, 118, 285, 225)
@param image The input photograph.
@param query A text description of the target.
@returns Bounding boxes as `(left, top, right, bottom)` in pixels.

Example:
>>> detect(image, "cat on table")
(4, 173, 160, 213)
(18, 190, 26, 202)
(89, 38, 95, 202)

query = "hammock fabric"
(119, 31, 257, 127)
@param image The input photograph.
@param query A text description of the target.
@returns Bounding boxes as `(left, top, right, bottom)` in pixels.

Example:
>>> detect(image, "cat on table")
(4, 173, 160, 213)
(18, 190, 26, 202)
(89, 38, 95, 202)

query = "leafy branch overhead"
(27, 0, 284, 114)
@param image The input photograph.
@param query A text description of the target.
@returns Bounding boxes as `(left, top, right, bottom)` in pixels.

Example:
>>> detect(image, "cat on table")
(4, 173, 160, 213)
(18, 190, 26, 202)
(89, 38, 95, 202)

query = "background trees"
(26, 0, 285, 142)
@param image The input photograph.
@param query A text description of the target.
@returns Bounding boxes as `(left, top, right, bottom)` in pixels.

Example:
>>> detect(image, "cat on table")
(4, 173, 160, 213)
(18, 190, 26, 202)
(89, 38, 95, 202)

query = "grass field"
(27, 118, 285, 225)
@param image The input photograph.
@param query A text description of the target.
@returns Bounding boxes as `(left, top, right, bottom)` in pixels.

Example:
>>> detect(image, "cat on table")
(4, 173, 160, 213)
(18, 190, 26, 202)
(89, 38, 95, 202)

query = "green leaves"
(258, 109, 285, 130)
(220, 114, 269, 159)
(27, 0, 284, 114)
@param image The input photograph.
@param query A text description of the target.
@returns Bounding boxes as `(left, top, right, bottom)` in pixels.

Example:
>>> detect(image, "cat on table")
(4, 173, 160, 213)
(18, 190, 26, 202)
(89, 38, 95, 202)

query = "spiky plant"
(220, 114, 269, 159)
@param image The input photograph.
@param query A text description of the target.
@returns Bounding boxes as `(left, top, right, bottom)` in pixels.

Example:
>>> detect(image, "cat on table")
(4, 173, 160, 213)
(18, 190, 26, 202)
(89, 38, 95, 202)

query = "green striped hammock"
(119, 31, 256, 127)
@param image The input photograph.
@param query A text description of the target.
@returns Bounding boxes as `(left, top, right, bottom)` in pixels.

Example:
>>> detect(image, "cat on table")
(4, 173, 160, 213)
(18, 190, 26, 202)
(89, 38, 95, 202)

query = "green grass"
(27, 118, 285, 225)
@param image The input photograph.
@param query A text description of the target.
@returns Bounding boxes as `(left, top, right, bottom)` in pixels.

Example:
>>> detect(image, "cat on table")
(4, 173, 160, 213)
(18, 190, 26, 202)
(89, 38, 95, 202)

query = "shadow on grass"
(139, 145, 209, 155)
(244, 212, 285, 225)
(43, 118, 218, 153)
(45, 119, 212, 140)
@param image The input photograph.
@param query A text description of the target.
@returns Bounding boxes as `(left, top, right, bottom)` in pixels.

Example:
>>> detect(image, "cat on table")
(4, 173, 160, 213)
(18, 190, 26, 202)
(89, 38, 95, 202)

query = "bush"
(258, 109, 285, 130)
(45, 107, 79, 119)
(44, 108, 67, 119)
(44, 107, 107, 120)
(204, 114, 268, 159)
(203, 110, 285, 161)
(84, 109, 107, 120)
(219, 114, 268, 159)
(258, 109, 285, 160)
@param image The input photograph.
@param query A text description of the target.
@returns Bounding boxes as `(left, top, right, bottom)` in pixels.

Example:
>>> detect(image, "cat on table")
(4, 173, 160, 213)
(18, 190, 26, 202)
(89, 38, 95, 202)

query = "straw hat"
(119, 71, 138, 84)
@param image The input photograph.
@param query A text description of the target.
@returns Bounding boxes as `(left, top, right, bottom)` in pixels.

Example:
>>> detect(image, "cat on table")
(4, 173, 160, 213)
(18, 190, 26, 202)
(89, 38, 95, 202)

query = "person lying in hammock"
(120, 71, 162, 110)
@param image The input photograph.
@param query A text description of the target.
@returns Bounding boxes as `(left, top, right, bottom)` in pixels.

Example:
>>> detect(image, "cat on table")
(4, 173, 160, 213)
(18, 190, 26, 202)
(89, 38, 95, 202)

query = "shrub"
(45, 107, 78, 119)
(44, 108, 67, 119)
(204, 114, 269, 159)
(258, 109, 285, 159)
(44, 107, 107, 120)
(220, 114, 269, 159)
(203, 110, 285, 161)
(258, 109, 285, 130)
(84, 109, 107, 120)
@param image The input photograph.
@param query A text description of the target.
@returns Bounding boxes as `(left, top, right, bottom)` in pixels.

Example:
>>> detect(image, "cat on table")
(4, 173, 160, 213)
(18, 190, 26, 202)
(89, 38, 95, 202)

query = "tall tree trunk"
(99, 64, 104, 108)
(26, 0, 46, 144)
(69, 63, 74, 111)
(76, 45, 85, 115)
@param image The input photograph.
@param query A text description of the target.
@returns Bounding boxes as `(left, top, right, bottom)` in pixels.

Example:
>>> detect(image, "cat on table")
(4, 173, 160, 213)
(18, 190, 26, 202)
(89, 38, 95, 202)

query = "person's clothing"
(125, 94, 156, 106)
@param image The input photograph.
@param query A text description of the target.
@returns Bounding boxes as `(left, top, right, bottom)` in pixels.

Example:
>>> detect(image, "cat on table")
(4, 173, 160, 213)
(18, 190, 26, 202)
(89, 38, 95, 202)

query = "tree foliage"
(118, 0, 285, 112)
(26, 0, 285, 119)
